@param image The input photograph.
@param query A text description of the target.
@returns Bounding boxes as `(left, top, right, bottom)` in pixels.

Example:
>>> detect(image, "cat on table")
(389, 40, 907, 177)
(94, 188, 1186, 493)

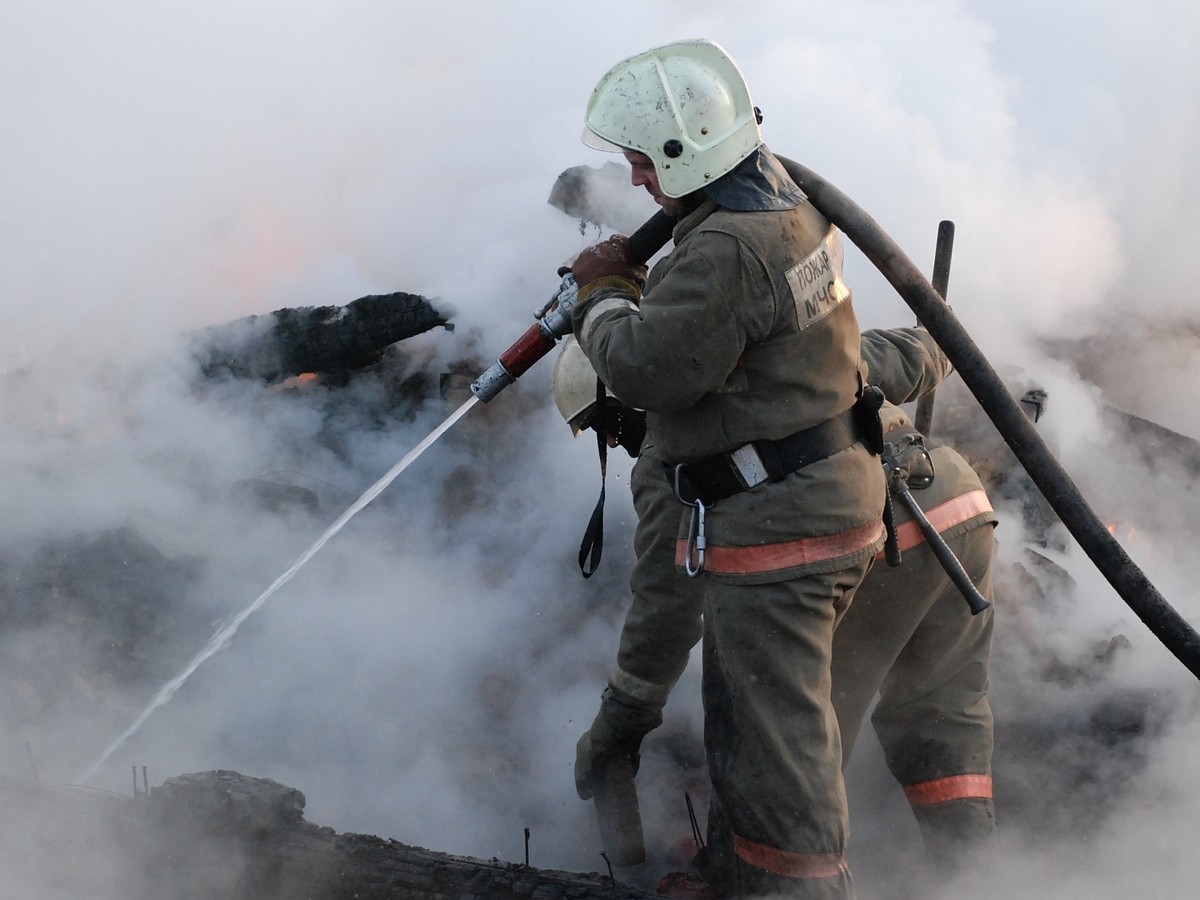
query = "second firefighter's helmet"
(582, 38, 763, 199)
(552, 336, 614, 435)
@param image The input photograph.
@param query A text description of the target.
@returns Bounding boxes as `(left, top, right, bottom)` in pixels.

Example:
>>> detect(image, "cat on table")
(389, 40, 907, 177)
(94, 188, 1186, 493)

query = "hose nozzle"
(470, 275, 578, 403)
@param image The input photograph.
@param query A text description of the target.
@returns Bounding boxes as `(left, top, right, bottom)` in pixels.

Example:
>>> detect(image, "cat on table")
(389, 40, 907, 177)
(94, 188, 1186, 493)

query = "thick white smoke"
(1, 1, 1198, 896)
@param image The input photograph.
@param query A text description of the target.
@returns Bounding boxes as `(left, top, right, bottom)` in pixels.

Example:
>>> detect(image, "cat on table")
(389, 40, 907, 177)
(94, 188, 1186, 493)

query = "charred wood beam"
(143, 771, 657, 899)
(276, 831, 660, 900)
(3, 771, 657, 900)
(194, 292, 451, 382)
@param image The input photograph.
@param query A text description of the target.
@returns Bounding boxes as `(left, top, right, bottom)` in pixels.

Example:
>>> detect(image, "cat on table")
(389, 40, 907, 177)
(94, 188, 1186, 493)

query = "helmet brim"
(581, 125, 629, 154)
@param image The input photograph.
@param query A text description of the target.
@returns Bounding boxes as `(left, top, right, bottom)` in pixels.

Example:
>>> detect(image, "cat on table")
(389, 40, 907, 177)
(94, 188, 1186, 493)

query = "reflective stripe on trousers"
(676, 517, 884, 576)
(903, 773, 994, 809)
(733, 834, 849, 880)
(877, 490, 993, 557)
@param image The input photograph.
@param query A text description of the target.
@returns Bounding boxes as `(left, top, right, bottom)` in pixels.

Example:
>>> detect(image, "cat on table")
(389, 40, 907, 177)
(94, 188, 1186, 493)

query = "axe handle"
(895, 488, 990, 615)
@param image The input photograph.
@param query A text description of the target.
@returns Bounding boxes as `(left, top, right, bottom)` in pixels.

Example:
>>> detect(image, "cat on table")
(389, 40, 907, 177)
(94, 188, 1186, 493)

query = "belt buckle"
(728, 443, 770, 490)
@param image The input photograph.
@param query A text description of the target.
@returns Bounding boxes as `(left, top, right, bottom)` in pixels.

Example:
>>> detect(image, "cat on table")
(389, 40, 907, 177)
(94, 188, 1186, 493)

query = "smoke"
(1, 0, 1199, 896)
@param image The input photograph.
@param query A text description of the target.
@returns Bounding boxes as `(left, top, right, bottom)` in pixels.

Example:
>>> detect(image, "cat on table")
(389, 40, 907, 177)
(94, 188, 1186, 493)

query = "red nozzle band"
(498, 325, 556, 378)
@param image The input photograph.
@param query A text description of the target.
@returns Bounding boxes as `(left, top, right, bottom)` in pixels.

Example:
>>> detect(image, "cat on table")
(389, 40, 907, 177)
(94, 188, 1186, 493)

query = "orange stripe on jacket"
(879, 489, 993, 558)
(733, 834, 848, 880)
(677, 518, 884, 576)
(903, 774, 994, 808)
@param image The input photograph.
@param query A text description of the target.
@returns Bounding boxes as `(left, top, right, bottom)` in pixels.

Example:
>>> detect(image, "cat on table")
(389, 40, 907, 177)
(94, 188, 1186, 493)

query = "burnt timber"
(194, 291, 451, 382)
(5, 770, 656, 900)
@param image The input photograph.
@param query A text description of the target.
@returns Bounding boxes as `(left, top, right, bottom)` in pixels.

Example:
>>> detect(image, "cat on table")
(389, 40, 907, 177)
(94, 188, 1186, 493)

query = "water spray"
(78, 210, 678, 784)
(77, 395, 479, 783)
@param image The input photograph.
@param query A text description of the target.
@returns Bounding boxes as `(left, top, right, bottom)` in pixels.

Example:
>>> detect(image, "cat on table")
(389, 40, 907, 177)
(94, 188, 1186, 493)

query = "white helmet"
(552, 336, 613, 435)
(583, 38, 763, 199)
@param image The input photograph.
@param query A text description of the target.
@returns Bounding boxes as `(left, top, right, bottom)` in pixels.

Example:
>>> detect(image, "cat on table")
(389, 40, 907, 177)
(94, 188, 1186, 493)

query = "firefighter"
(555, 330, 996, 890)
(565, 38, 887, 898)
(830, 400, 997, 877)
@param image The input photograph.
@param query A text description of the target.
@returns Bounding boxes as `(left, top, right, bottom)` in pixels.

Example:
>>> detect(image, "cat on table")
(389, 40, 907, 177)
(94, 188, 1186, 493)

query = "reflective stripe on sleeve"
(578, 294, 638, 343)
(878, 489, 993, 558)
(733, 834, 848, 880)
(903, 773, 994, 808)
(676, 518, 884, 576)
(610, 666, 674, 707)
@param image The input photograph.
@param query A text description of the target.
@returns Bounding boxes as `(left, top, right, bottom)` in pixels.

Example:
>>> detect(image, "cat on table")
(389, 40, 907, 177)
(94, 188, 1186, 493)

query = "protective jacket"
(574, 190, 896, 897)
(575, 197, 886, 585)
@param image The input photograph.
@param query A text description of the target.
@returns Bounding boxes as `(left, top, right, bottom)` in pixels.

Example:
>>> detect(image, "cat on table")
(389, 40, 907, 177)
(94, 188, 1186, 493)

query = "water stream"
(76, 395, 480, 784)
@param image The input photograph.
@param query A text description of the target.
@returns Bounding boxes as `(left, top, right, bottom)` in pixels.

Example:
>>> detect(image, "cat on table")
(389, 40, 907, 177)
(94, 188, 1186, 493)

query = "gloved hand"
(574, 684, 663, 801)
(567, 235, 648, 291)
(597, 402, 647, 458)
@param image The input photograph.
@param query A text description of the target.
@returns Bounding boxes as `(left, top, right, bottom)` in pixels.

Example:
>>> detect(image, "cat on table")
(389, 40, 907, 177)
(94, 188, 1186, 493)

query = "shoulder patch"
(784, 228, 852, 330)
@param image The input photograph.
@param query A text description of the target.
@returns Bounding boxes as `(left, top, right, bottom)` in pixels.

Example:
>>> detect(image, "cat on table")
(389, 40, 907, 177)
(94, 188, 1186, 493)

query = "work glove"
(565, 235, 648, 292)
(574, 684, 663, 801)
(597, 401, 647, 458)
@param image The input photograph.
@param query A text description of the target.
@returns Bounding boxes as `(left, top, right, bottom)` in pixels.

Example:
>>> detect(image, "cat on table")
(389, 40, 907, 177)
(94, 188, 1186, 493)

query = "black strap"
(671, 397, 876, 506)
(578, 378, 608, 577)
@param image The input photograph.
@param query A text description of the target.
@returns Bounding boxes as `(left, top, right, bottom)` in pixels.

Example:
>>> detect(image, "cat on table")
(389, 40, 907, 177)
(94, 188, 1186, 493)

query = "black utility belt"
(668, 406, 867, 506)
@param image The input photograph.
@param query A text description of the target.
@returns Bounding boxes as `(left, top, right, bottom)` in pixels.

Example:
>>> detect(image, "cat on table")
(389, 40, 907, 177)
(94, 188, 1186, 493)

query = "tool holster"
(881, 432, 990, 615)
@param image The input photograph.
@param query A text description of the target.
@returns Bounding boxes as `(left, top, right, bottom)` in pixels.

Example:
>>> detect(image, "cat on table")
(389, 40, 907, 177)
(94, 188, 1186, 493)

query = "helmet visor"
(581, 125, 628, 153)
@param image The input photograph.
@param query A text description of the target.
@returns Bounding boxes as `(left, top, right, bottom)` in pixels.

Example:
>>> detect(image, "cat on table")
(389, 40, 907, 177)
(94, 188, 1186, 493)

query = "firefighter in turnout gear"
(556, 328, 996, 892)
(562, 37, 994, 897)
(567, 38, 886, 898)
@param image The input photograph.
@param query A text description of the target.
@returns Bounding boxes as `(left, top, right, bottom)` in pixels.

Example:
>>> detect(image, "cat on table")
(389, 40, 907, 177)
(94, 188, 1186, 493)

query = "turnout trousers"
(702, 560, 872, 899)
(831, 522, 997, 873)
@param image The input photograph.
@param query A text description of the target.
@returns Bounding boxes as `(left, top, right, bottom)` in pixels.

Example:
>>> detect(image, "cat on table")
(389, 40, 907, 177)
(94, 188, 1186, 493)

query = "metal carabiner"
(672, 463, 708, 577)
(683, 499, 707, 577)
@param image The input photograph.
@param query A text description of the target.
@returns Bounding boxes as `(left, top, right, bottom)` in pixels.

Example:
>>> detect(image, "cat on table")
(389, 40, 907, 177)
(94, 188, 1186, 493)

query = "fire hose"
(773, 155, 1200, 682)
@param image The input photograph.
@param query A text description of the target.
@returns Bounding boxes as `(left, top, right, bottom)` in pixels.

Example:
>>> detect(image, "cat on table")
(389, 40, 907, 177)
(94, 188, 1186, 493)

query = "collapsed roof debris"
(0, 526, 209, 727)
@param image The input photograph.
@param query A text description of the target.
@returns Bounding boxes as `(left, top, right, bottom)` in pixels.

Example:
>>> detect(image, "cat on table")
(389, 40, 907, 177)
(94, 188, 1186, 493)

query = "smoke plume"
(1, 1, 1198, 896)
